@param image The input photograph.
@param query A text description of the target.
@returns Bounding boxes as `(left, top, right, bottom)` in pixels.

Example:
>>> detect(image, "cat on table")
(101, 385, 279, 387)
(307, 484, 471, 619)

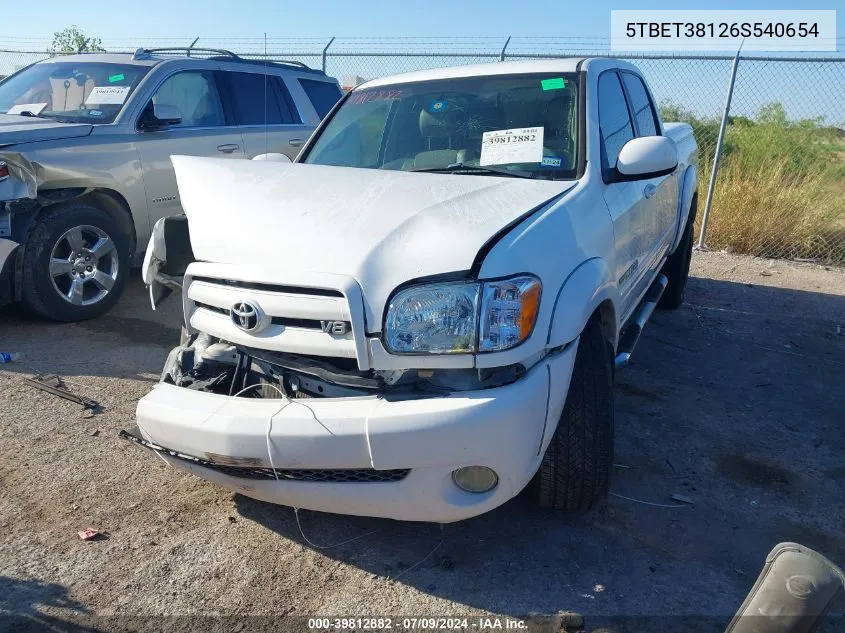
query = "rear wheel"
(659, 197, 697, 310)
(535, 315, 614, 511)
(21, 203, 130, 321)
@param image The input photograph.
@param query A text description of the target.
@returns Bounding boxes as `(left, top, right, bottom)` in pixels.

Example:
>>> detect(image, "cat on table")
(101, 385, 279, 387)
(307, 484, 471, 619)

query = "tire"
(658, 196, 697, 310)
(535, 315, 614, 511)
(21, 203, 130, 322)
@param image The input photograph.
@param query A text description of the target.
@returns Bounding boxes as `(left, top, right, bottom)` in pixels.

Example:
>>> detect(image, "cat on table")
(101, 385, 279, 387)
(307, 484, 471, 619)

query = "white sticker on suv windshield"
(86, 86, 131, 105)
(480, 127, 544, 166)
(7, 103, 47, 115)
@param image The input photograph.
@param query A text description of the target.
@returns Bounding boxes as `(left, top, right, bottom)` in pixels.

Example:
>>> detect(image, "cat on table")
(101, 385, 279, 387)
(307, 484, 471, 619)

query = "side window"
(221, 72, 301, 125)
(621, 73, 659, 137)
(298, 78, 342, 119)
(225, 71, 284, 125)
(151, 71, 224, 128)
(597, 71, 634, 173)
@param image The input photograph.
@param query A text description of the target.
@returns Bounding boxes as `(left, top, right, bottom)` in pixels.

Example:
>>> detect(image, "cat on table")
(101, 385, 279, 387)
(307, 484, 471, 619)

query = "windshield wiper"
(410, 163, 544, 180)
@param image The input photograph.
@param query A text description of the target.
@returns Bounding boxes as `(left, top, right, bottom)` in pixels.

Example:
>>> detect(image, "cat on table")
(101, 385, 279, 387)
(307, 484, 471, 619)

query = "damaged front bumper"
(0, 154, 38, 304)
(127, 344, 577, 523)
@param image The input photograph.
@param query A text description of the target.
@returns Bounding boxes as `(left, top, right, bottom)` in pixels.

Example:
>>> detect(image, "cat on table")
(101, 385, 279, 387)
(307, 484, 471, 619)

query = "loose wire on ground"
(609, 492, 690, 508)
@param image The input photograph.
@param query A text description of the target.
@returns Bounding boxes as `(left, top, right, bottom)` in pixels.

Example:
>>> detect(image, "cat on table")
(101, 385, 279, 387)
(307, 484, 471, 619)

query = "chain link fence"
(1, 39, 843, 264)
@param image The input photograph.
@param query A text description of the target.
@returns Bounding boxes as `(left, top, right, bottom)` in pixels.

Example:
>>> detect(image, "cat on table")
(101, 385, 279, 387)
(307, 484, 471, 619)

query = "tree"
(756, 102, 788, 126)
(48, 26, 105, 55)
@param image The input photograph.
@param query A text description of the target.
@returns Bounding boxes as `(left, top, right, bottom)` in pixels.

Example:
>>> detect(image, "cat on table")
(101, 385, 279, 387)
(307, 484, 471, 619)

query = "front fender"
(670, 165, 698, 254)
(546, 257, 619, 350)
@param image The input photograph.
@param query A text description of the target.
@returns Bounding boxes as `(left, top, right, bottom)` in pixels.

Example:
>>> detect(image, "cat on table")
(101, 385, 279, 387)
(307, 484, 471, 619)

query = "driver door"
(134, 70, 244, 227)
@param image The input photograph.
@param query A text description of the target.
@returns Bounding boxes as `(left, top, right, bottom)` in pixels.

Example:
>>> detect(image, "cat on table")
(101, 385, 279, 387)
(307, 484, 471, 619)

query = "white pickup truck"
(126, 58, 698, 523)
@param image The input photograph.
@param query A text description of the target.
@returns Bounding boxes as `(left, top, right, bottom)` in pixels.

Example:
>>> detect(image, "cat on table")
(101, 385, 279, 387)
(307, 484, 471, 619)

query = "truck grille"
(200, 463, 410, 483)
(186, 276, 361, 364)
(120, 429, 409, 483)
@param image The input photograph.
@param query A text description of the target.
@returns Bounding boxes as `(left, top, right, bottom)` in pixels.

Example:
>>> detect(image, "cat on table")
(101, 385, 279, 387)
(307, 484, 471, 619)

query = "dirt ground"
(1, 251, 844, 633)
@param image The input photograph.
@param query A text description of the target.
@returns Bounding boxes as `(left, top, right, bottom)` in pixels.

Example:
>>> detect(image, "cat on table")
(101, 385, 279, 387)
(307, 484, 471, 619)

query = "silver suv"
(0, 48, 341, 321)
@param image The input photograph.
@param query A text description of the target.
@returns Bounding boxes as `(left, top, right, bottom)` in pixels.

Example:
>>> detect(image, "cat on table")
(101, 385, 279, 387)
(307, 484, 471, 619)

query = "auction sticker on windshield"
(480, 127, 544, 166)
(7, 103, 47, 115)
(86, 86, 131, 105)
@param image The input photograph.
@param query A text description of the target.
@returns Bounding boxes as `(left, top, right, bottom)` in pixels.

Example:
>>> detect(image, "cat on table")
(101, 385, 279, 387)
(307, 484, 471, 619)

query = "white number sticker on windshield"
(480, 127, 544, 166)
(85, 86, 131, 105)
(7, 103, 48, 115)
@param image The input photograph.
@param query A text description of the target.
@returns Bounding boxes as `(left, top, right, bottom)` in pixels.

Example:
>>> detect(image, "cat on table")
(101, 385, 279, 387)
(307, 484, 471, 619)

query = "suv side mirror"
(615, 136, 678, 180)
(139, 103, 182, 130)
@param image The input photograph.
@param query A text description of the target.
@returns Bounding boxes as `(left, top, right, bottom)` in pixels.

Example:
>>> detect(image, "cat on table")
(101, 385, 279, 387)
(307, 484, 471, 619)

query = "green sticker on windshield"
(108, 73, 125, 83)
(541, 77, 566, 91)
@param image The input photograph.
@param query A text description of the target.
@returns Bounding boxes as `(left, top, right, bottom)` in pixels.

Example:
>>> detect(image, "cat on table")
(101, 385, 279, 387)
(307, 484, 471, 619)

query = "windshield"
(0, 61, 150, 124)
(303, 73, 579, 180)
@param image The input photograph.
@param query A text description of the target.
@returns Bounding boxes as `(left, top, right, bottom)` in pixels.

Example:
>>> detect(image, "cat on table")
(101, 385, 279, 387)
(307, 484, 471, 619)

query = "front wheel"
(21, 203, 130, 321)
(534, 315, 614, 511)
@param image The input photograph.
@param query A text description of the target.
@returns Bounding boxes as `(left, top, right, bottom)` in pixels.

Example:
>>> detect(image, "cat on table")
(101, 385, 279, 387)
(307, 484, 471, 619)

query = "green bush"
(660, 100, 845, 263)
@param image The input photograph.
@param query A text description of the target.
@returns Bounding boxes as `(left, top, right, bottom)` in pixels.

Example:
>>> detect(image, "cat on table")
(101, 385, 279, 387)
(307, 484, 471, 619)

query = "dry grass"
(697, 155, 845, 264)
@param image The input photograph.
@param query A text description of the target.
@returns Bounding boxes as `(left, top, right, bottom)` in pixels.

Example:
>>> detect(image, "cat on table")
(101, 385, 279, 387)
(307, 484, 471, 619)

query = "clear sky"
(2, 0, 842, 123)
(3, 0, 843, 43)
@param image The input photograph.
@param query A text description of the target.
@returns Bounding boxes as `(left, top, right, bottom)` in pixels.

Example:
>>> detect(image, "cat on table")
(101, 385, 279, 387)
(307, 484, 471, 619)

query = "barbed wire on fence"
(0, 38, 843, 263)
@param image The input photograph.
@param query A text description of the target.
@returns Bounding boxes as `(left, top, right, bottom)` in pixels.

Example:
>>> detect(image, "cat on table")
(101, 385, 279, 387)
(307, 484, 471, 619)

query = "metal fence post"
(499, 36, 511, 62)
(697, 46, 742, 249)
(322, 36, 335, 73)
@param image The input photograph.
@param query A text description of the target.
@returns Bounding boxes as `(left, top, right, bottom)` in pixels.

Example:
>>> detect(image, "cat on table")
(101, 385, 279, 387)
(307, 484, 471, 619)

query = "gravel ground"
(1, 251, 844, 632)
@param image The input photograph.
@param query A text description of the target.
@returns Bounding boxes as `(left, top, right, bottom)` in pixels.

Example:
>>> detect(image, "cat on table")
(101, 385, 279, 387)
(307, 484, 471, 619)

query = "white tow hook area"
(143, 217, 183, 309)
(0, 238, 19, 275)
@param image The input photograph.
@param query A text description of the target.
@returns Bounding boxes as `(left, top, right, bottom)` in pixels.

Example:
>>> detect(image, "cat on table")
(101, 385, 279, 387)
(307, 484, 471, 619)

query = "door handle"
(643, 183, 657, 199)
(288, 138, 305, 147)
(216, 144, 240, 154)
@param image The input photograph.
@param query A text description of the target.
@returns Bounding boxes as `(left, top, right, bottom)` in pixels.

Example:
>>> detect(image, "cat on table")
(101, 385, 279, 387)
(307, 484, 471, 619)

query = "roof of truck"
(358, 58, 589, 89)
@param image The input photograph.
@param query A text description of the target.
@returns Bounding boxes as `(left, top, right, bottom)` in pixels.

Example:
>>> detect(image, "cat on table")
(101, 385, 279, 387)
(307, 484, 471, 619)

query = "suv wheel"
(21, 203, 130, 321)
(535, 315, 614, 511)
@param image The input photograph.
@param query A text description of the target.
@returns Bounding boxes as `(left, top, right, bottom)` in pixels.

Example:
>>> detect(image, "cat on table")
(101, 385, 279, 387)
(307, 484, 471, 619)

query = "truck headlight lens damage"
(384, 275, 541, 354)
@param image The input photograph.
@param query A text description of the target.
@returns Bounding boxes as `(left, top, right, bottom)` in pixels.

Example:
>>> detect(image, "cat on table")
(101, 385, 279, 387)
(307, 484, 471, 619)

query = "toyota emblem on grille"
(231, 300, 267, 333)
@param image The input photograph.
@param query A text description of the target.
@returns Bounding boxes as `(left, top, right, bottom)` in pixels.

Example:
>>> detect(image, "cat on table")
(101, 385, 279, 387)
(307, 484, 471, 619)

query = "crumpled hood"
(0, 114, 93, 147)
(172, 156, 575, 327)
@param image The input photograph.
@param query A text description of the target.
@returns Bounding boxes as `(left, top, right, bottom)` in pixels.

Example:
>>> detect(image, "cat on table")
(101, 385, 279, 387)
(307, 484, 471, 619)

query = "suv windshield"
(0, 61, 150, 124)
(303, 73, 579, 180)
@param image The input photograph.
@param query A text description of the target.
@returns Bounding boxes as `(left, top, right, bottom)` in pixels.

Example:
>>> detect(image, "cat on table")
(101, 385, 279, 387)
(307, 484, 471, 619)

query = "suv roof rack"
(133, 47, 241, 60)
(131, 47, 325, 75)
(206, 55, 325, 75)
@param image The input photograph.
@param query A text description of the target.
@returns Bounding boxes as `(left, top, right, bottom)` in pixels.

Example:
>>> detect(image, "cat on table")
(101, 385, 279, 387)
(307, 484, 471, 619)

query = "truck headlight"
(384, 275, 541, 355)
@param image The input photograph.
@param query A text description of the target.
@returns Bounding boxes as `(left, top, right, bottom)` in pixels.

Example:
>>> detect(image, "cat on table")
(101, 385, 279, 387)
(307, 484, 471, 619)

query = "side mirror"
(140, 103, 182, 130)
(252, 153, 292, 163)
(615, 136, 678, 180)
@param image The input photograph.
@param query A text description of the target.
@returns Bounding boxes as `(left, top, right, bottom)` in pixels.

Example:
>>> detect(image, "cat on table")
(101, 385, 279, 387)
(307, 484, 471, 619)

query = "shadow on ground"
(0, 270, 180, 382)
(0, 576, 101, 633)
(1, 268, 844, 627)
(232, 274, 845, 624)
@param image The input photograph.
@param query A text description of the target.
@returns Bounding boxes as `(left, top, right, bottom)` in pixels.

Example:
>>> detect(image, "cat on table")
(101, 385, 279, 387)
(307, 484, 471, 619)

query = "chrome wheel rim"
(49, 225, 118, 306)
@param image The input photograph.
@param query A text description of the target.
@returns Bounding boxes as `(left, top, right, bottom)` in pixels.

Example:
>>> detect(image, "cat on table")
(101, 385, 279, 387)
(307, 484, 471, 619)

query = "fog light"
(451, 466, 498, 493)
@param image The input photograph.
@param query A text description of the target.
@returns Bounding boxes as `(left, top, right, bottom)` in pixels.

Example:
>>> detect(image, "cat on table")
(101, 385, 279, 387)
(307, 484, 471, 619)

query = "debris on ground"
(24, 373, 102, 413)
(77, 528, 104, 541)
(670, 493, 695, 505)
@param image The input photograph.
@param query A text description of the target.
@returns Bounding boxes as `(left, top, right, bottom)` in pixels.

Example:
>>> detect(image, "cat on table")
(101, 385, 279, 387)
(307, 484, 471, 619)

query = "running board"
(614, 274, 668, 369)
